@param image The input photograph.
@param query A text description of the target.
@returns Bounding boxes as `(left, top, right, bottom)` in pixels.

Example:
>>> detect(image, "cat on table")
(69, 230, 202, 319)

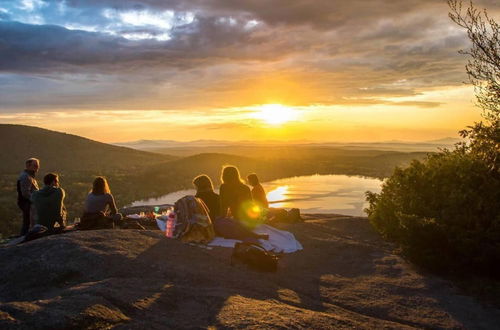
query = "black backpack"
(231, 242, 279, 272)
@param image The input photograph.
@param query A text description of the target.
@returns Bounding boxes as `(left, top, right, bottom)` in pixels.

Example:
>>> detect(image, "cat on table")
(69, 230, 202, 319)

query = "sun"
(254, 104, 299, 125)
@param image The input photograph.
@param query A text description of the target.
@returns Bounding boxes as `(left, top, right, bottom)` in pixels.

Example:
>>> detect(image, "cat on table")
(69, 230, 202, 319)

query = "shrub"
(366, 0, 500, 278)
(366, 150, 500, 276)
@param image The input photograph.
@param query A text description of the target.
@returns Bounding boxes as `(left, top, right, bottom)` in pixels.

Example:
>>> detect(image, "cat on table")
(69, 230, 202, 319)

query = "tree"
(365, 1, 500, 277)
(448, 0, 499, 172)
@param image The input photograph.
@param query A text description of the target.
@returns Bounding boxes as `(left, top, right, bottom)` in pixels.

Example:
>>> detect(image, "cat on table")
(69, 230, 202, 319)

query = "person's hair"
(43, 173, 58, 185)
(221, 165, 243, 185)
(247, 173, 260, 186)
(25, 158, 39, 167)
(92, 176, 111, 195)
(193, 174, 214, 192)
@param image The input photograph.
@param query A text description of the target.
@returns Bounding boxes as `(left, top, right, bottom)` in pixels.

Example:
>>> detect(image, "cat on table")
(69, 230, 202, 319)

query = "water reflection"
(131, 174, 382, 217)
(266, 185, 289, 208)
(262, 175, 382, 216)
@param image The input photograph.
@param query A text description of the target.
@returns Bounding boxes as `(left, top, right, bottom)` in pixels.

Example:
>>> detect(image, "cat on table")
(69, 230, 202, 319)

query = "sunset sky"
(0, 0, 498, 143)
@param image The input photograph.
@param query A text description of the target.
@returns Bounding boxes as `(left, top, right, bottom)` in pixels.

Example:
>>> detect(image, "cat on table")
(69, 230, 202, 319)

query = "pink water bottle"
(165, 210, 176, 238)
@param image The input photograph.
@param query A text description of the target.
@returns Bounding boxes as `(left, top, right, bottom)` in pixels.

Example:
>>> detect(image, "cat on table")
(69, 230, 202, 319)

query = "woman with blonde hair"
(81, 176, 122, 229)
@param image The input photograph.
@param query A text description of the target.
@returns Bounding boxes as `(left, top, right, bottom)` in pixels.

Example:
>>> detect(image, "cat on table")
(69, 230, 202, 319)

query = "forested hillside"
(0, 124, 172, 173)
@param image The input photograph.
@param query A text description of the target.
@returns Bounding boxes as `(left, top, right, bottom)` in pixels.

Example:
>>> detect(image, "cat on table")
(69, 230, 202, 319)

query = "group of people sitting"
(192, 166, 270, 241)
(17, 157, 123, 236)
(16, 157, 273, 241)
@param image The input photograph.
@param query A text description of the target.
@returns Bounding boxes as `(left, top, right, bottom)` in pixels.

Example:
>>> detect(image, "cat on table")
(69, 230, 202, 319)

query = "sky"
(0, 0, 498, 143)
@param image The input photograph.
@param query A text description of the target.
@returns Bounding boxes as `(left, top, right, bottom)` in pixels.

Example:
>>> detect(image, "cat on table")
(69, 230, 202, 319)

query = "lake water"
(131, 174, 383, 217)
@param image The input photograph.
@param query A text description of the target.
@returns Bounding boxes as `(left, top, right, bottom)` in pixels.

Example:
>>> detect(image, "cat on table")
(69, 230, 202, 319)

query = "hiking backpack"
(231, 242, 279, 272)
(174, 195, 215, 244)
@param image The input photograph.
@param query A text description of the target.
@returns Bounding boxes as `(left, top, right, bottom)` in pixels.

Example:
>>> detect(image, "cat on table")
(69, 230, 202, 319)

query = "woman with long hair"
(219, 165, 252, 220)
(81, 176, 122, 229)
(247, 173, 269, 209)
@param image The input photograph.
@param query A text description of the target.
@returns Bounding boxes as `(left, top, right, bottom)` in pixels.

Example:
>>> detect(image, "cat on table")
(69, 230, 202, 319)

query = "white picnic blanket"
(156, 219, 302, 253)
(208, 224, 303, 253)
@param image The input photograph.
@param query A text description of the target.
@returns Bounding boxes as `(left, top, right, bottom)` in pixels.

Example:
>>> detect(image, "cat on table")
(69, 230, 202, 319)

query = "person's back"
(80, 177, 122, 230)
(84, 193, 117, 215)
(220, 182, 252, 219)
(247, 173, 269, 209)
(31, 173, 65, 232)
(195, 190, 221, 221)
(251, 183, 269, 209)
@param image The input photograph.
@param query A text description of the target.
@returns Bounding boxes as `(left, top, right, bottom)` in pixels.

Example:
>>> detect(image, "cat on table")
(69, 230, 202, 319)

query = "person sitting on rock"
(31, 172, 66, 233)
(247, 173, 269, 209)
(219, 166, 253, 220)
(81, 176, 122, 230)
(194, 173, 268, 241)
(193, 174, 221, 221)
(216, 166, 268, 239)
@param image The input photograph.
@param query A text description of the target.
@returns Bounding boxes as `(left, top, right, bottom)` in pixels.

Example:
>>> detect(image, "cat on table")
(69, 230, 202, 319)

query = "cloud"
(0, 0, 498, 111)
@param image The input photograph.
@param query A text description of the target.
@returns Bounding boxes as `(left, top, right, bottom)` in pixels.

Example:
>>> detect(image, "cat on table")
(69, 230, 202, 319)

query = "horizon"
(1, 122, 462, 146)
(1, 1, 498, 143)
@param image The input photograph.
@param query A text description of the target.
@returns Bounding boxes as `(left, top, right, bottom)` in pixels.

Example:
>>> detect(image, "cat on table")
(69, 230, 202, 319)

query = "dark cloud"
(0, 19, 278, 73)
(0, 0, 498, 110)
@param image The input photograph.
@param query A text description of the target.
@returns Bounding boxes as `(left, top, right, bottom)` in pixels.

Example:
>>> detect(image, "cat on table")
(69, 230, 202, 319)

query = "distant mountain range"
(114, 137, 462, 154)
(113, 139, 312, 149)
(0, 124, 172, 174)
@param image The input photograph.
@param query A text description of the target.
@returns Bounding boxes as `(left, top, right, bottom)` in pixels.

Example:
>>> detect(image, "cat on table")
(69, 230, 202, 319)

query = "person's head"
(25, 158, 40, 173)
(43, 173, 59, 187)
(221, 165, 243, 185)
(193, 174, 214, 193)
(92, 176, 111, 195)
(247, 173, 260, 187)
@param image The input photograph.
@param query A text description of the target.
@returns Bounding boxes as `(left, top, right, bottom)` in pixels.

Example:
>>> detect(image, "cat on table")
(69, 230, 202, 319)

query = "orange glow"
(246, 204, 262, 219)
(266, 186, 289, 208)
(253, 104, 299, 125)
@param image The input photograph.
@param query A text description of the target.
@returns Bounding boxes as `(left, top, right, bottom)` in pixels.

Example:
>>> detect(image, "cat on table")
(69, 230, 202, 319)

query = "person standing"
(31, 173, 66, 233)
(17, 158, 40, 235)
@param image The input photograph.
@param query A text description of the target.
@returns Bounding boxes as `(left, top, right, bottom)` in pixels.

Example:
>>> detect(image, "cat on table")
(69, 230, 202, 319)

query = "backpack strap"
(237, 241, 269, 253)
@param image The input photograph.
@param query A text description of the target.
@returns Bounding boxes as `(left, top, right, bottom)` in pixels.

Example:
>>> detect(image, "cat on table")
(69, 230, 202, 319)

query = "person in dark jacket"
(17, 158, 40, 235)
(247, 173, 269, 209)
(193, 174, 221, 221)
(31, 173, 66, 233)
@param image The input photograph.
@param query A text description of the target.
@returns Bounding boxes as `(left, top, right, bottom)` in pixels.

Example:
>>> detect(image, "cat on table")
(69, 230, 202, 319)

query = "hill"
(0, 124, 172, 173)
(1, 215, 498, 328)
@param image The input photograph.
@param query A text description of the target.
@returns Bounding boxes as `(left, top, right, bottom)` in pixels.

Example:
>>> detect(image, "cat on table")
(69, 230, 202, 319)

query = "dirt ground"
(1, 215, 499, 329)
